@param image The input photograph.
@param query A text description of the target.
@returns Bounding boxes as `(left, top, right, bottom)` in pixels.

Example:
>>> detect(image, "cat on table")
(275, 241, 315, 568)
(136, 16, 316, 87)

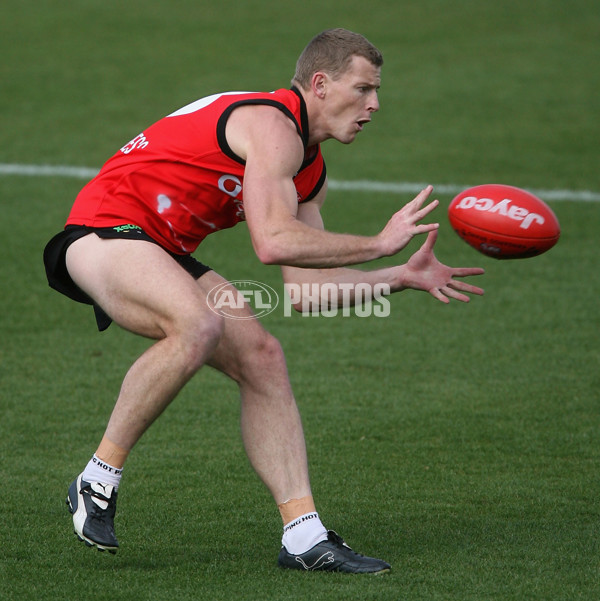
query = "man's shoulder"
(166, 88, 297, 118)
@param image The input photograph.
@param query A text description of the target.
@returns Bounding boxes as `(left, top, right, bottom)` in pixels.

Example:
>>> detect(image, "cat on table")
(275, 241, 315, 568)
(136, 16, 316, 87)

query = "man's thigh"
(196, 271, 278, 378)
(66, 234, 214, 338)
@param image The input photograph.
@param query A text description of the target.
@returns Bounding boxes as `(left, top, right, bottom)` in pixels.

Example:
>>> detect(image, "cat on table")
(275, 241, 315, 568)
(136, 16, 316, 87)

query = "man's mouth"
(356, 119, 370, 131)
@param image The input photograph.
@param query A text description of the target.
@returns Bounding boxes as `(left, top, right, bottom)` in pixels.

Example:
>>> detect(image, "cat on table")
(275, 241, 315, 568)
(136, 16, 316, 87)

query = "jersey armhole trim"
(300, 162, 327, 203)
(216, 99, 304, 165)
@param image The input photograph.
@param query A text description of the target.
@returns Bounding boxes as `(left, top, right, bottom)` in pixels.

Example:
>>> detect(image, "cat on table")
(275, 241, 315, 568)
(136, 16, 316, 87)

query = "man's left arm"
(281, 183, 485, 311)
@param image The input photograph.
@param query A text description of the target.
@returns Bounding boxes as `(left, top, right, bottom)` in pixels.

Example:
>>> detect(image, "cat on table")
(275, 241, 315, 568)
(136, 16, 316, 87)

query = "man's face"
(320, 55, 381, 144)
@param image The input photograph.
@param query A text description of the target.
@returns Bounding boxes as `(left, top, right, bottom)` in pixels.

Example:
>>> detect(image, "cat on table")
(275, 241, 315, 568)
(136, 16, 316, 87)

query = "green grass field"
(1, 1, 599, 599)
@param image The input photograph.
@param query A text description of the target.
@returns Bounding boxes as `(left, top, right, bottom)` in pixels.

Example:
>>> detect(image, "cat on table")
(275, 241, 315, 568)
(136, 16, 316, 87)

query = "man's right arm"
(227, 104, 439, 268)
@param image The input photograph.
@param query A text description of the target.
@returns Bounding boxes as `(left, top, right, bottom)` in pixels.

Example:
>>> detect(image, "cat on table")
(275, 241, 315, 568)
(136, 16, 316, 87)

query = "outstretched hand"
(402, 229, 485, 303)
(377, 186, 440, 256)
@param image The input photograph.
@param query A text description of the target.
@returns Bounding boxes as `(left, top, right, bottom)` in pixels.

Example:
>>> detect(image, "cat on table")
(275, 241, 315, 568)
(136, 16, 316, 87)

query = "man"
(44, 28, 484, 573)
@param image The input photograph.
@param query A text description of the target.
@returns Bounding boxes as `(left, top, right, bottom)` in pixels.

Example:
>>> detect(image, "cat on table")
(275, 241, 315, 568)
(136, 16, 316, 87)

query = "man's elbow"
(253, 237, 286, 265)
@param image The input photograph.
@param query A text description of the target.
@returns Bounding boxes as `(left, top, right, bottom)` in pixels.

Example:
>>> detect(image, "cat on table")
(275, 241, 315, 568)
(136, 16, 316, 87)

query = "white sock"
(281, 512, 328, 555)
(82, 454, 123, 490)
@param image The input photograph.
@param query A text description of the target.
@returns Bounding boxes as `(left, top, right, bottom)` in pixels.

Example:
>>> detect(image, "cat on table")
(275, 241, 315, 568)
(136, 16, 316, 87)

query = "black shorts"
(43, 224, 212, 331)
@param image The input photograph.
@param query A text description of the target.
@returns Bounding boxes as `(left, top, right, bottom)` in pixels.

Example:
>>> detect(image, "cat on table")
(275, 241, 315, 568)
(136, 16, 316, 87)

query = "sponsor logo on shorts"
(112, 224, 143, 233)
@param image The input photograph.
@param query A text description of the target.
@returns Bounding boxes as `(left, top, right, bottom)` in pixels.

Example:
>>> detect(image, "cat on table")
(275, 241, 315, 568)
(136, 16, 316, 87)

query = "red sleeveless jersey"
(67, 87, 326, 254)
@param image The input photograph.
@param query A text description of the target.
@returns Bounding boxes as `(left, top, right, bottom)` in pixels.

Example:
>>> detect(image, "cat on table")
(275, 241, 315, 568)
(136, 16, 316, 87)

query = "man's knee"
(230, 330, 287, 384)
(178, 310, 224, 368)
(253, 332, 286, 369)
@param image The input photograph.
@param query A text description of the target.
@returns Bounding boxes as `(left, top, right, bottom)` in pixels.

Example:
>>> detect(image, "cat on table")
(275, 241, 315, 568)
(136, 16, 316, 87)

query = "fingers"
(429, 287, 451, 304)
(420, 228, 439, 251)
(449, 280, 485, 296)
(415, 198, 439, 221)
(430, 279, 485, 303)
(411, 185, 433, 205)
(449, 270, 485, 297)
(411, 198, 439, 224)
(381, 187, 441, 256)
(431, 286, 471, 304)
(444, 287, 471, 302)
(406, 186, 438, 220)
(452, 267, 485, 277)
(409, 188, 439, 235)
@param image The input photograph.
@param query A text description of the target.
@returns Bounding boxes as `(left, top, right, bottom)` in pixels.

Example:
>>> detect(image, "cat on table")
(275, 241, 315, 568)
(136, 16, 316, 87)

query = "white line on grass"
(0, 163, 100, 179)
(1, 163, 598, 202)
(328, 179, 600, 203)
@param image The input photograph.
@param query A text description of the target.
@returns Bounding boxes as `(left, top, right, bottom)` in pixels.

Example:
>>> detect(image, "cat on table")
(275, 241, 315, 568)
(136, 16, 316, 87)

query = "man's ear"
(310, 72, 328, 99)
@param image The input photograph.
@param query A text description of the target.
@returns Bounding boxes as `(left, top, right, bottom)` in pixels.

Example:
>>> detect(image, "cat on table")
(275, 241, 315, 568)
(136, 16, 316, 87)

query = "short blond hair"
(292, 28, 383, 90)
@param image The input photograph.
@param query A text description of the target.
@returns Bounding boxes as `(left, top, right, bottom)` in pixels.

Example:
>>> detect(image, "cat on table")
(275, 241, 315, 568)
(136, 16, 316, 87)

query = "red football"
(448, 184, 560, 259)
